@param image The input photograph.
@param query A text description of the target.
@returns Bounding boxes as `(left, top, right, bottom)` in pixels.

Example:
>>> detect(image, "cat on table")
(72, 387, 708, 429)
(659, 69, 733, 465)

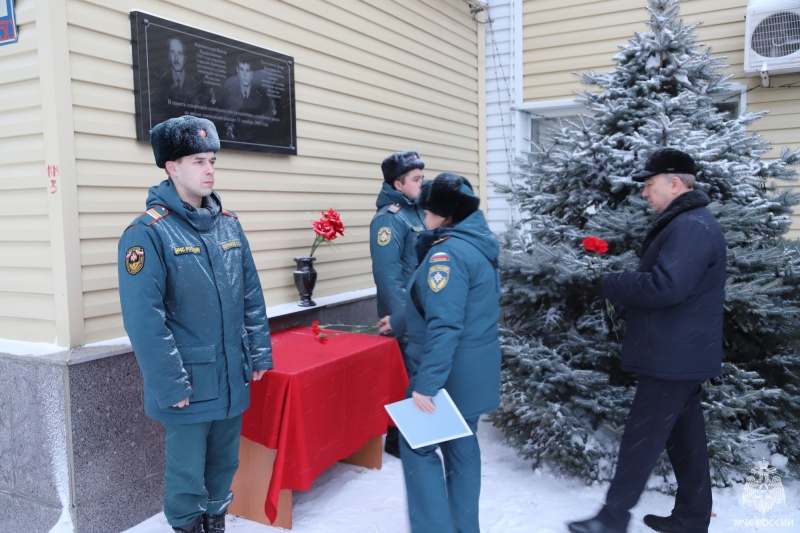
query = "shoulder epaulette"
(387, 204, 401, 213)
(432, 236, 451, 245)
(222, 208, 238, 218)
(140, 206, 170, 226)
(124, 205, 169, 232)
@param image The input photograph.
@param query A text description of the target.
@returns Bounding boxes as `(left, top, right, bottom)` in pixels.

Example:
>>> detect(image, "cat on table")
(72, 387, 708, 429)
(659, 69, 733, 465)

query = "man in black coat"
(568, 148, 726, 533)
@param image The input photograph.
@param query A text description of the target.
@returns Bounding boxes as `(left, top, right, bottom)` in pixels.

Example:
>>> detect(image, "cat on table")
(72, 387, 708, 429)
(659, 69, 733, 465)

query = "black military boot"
(203, 512, 226, 533)
(172, 515, 204, 533)
(384, 426, 401, 458)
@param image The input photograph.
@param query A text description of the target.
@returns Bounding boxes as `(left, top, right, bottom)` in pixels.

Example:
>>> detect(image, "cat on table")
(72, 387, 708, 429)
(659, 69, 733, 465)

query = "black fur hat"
(418, 173, 480, 223)
(632, 148, 697, 182)
(381, 150, 425, 184)
(151, 115, 220, 168)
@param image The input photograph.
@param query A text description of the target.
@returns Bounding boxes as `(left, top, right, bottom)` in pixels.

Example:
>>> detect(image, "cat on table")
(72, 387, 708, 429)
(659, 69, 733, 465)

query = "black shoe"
(384, 426, 401, 458)
(203, 512, 226, 533)
(567, 517, 626, 533)
(643, 514, 707, 533)
(643, 515, 675, 533)
(173, 515, 205, 533)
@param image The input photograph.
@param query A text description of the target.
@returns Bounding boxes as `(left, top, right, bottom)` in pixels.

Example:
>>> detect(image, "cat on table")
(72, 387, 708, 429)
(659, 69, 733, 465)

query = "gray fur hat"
(381, 150, 425, 184)
(418, 173, 480, 223)
(151, 115, 220, 168)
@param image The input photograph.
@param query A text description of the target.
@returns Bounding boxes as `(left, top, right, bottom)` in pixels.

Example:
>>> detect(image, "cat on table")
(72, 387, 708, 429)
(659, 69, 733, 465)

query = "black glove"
(608, 360, 635, 387)
(589, 276, 604, 298)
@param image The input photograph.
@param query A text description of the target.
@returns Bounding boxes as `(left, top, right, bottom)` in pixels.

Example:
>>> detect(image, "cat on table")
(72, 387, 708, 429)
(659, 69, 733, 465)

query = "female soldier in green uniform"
(381, 173, 501, 533)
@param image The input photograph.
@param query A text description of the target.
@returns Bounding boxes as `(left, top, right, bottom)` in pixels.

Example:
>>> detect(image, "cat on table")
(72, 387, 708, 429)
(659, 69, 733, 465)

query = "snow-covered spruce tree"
(491, 0, 800, 490)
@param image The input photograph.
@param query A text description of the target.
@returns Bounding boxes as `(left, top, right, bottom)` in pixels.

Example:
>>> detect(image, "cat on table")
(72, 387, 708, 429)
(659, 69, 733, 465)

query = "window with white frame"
(519, 84, 747, 154)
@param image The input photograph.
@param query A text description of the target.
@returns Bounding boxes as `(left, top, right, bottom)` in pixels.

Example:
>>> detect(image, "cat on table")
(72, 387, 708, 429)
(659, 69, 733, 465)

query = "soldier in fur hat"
(369, 149, 427, 458)
(118, 115, 273, 533)
(379, 173, 501, 533)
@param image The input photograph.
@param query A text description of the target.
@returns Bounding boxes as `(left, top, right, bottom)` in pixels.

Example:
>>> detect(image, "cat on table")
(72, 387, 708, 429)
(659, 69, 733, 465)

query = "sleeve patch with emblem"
(428, 265, 450, 292)
(377, 227, 392, 246)
(125, 246, 145, 275)
(429, 252, 450, 263)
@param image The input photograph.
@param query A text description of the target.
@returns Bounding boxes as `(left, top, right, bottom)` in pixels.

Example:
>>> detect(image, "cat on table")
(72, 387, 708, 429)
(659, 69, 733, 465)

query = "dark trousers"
(162, 415, 242, 527)
(400, 416, 481, 533)
(598, 376, 712, 532)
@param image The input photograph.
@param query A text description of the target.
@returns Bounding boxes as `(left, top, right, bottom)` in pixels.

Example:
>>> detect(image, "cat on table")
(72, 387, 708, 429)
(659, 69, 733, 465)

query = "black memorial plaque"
(130, 11, 296, 155)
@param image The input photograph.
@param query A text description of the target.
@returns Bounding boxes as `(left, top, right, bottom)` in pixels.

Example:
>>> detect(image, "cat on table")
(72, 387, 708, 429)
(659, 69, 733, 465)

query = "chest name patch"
(174, 245, 201, 255)
(377, 227, 392, 246)
(429, 252, 450, 263)
(221, 240, 242, 251)
(428, 265, 450, 292)
(125, 246, 145, 275)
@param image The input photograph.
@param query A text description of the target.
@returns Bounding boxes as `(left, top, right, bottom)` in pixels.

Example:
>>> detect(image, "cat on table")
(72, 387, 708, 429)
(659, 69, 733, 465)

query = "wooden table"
(229, 327, 408, 528)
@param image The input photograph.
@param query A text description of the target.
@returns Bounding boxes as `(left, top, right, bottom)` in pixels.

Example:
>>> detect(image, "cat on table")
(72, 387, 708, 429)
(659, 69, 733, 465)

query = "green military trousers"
(162, 415, 242, 528)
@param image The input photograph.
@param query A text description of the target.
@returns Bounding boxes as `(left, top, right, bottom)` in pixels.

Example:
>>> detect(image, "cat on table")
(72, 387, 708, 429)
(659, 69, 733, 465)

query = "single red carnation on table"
(311, 320, 328, 343)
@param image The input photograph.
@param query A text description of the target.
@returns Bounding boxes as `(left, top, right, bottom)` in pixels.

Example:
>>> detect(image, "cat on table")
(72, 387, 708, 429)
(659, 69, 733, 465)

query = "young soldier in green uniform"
(118, 115, 273, 533)
(369, 150, 426, 457)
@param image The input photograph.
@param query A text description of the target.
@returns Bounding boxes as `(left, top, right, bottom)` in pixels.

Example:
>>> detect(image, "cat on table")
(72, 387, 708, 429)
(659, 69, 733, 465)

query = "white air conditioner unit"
(744, 0, 800, 76)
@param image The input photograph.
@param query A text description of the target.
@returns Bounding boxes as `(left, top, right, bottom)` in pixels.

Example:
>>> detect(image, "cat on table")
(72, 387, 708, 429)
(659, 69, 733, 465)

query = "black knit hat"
(632, 148, 697, 182)
(381, 150, 425, 184)
(151, 116, 220, 168)
(418, 173, 480, 223)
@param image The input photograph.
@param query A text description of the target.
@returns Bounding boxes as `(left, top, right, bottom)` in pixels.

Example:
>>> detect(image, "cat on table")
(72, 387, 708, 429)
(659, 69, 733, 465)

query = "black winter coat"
(602, 190, 726, 380)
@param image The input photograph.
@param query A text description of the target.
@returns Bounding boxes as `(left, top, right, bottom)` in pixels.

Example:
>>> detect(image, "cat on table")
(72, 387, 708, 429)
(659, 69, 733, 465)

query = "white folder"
(384, 389, 473, 449)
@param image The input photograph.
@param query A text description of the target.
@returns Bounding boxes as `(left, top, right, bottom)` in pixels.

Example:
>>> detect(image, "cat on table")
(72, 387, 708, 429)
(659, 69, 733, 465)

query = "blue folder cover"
(384, 389, 473, 449)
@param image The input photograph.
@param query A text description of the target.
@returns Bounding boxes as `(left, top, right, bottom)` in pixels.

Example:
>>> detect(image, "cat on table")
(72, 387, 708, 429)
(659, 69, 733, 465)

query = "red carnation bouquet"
(582, 236, 621, 339)
(309, 208, 345, 257)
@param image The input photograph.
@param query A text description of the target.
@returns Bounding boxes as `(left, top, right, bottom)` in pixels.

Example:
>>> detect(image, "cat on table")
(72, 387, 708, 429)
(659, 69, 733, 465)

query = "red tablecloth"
(241, 326, 408, 523)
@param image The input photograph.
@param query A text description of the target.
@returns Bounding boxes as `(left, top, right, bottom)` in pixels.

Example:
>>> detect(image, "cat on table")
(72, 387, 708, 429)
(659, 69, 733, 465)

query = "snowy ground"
(123, 418, 799, 533)
(7, 339, 794, 532)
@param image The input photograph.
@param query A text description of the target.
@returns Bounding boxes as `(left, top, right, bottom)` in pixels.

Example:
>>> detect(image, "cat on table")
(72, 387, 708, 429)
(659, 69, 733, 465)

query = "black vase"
(293, 256, 317, 307)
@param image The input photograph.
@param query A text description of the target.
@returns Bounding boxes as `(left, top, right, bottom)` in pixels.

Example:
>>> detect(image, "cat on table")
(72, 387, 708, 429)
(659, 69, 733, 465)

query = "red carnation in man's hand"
(581, 236, 620, 339)
(582, 236, 609, 255)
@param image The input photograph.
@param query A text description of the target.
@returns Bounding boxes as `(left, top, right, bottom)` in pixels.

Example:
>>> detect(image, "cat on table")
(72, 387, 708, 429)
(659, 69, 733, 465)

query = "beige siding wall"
(0, 0, 60, 342)
(0, 0, 482, 344)
(522, 0, 800, 237)
(522, 0, 756, 101)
